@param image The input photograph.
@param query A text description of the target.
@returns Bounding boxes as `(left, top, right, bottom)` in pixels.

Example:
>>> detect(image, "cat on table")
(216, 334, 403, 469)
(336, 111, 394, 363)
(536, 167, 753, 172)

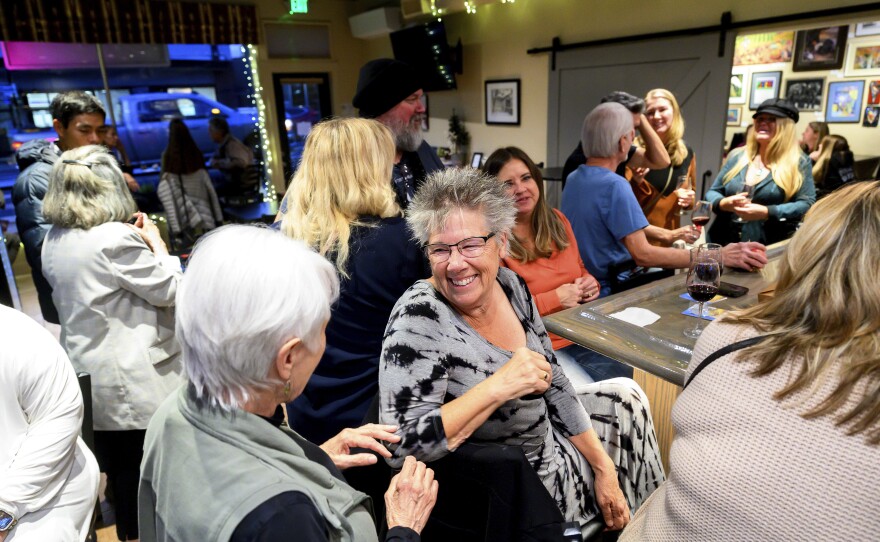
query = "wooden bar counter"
(543, 241, 788, 467)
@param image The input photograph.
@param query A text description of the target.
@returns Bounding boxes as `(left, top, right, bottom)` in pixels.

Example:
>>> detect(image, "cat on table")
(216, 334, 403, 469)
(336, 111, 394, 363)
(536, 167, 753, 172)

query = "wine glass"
(732, 183, 756, 223)
(676, 175, 693, 216)
(691, 200, 711, 236)
(684, 250, 721, 339)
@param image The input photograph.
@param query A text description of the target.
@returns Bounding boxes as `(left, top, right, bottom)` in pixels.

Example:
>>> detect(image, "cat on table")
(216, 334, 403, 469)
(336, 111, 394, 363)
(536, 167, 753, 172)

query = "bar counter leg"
(632, 368, 681, 473)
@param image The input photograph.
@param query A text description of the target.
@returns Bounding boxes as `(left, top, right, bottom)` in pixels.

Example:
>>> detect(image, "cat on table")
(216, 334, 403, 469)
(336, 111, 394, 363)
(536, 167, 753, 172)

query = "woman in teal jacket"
(706, 99, 815, 246)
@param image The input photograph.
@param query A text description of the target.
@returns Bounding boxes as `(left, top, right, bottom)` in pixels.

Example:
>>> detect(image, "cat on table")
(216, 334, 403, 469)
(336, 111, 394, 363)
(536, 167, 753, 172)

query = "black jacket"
(13, 139, 60, 323)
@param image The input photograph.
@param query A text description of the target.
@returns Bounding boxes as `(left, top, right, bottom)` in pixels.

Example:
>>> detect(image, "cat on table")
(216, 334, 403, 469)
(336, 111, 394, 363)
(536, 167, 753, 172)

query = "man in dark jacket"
(13, 91, 105, 324)
(352, 58, 444, 209)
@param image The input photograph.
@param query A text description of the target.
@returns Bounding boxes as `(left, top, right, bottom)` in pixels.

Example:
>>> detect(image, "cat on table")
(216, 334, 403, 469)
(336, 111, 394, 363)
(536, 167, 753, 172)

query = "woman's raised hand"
(126, 212, 169, 256)
(492, 347, 552, 401)
(385, 456, 439, 534)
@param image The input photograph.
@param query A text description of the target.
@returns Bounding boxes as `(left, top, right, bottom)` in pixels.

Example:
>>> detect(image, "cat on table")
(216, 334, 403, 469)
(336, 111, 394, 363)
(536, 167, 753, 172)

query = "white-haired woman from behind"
(41, 144, 181, 542)
(139, 225, 438, 542)
(621, 181, 880, 541)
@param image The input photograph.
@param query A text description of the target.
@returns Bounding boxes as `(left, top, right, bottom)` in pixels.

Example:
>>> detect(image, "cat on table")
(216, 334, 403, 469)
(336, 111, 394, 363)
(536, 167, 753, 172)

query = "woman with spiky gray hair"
(380, 168, 665, 532)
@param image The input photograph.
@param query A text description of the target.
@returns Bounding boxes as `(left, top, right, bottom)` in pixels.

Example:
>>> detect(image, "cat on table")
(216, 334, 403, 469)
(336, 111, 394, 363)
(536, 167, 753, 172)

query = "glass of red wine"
(684, 250, 721, 339)
(732, 183, 756, 224)
(691, 200, 711, 233)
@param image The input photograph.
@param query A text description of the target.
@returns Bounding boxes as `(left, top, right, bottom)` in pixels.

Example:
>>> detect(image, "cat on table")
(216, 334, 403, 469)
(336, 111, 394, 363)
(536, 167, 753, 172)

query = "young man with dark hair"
(12, 91, 105, 324)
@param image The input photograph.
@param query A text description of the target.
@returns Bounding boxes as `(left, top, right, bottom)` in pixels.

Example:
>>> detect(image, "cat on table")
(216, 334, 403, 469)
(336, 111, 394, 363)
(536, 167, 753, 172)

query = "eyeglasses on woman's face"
(424, 233, 496, 263)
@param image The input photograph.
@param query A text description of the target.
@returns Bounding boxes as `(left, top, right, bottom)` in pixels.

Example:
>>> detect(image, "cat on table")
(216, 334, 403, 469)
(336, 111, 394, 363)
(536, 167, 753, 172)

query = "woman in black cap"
(705, 98, 816, 246)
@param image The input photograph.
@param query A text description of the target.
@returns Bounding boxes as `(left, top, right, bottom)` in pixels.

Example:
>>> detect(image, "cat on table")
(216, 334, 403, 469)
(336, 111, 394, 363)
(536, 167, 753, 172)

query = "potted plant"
(448, 109, 471, 166)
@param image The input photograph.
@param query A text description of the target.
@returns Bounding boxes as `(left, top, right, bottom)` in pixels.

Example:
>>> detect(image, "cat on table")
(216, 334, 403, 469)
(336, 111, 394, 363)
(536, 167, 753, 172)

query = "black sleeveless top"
(644, 146, 694, 196)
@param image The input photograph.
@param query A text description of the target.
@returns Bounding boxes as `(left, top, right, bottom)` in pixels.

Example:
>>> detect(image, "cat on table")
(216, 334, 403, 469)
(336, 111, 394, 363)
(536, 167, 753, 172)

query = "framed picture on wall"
(792, 26, 848, 71)
(749, 71, 782, 110)
(784, 78, 825, 111)
(826, 80, 865, 123)
(855, 22, 880, 37)
(733, 31, 794, 66)
(729, 69, 747, 104)
(844, 38, 880, 76)
(485, 79, 521, 125)
(727, 106, 742, 126)
(869, 80, 880, 104)
(864, 106, 879, 127)
(420, 94, 429, 131)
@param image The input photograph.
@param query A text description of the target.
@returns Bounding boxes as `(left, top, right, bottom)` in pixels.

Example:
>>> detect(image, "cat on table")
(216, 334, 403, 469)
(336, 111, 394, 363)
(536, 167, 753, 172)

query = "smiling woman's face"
(427, 208, 505, 316)
(754, 114, 778, 144)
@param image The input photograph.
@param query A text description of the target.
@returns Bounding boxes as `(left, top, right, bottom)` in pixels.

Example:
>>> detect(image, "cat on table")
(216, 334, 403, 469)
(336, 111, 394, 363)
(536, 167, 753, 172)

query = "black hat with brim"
(353, 59, 422, 119)
(753, 98, 799, 123)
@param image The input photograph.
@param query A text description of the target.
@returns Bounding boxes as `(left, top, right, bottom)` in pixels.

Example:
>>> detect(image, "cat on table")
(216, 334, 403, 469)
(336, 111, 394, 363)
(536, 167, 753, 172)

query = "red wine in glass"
(684, 253, 721, 339)
(692, 216, 710, 227)
(687, 283, 717, 302)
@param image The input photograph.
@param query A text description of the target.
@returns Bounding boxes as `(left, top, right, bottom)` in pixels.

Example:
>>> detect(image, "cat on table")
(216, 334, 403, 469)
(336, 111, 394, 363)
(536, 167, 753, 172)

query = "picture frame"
(844, 38, 880, 77)
(485, 79, 520, 126)
(863, 106, 879, 127)
(792, 26, 848, 71)
(855, 22, 880, 37)
(726, 106, 742, 126)
(733, 31, 794, 66)
(825, 80, 865, 123)
(868, 80, 880, 105)
(419, 93, 429, 131)
(729, 69, 747, 104)
(749, 71, 782, 110)
(784, 78, 825, 111)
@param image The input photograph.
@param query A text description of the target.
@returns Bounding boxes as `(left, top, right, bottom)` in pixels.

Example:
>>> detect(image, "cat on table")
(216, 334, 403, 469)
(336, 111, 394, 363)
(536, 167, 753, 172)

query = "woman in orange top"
(483, 147, 633, 383)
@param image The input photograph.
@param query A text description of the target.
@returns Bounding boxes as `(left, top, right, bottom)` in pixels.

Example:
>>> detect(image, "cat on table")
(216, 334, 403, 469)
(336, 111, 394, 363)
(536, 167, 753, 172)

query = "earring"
(282, 380, 291, 398)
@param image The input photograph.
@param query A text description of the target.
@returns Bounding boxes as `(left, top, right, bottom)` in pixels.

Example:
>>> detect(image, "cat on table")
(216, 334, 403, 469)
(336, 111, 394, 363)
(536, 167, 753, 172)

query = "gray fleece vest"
(139, 386, 379, 542)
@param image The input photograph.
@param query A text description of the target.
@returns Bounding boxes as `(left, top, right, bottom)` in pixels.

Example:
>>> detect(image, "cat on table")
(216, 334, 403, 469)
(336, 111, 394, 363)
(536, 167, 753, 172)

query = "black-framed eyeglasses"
(424, 233, 496, 263)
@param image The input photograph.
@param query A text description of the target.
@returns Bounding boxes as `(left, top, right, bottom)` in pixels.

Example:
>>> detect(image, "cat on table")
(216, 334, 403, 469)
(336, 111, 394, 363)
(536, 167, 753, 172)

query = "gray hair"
(407, 167, 516, 246)
(581, 102, 634, 159)
(176, 224, 340, 412)
(43, 145, 136, 229)
(600, 91, 645, 114)
(50, 91, 105, 128)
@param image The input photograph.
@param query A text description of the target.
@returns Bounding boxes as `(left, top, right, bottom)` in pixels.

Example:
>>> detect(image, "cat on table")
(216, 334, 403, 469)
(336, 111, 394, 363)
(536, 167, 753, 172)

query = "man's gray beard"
(386, 115, 423, 153)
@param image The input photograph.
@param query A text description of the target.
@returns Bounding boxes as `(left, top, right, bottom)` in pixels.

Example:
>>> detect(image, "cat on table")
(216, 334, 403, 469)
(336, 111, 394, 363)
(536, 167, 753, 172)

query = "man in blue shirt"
(562, 103, 768, 297)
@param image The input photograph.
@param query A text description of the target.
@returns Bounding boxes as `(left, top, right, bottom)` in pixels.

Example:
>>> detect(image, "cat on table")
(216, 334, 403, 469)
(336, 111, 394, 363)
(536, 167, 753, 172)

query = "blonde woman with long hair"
(278, 118, 429, 444)
(631, 89, 697, 232)
(620, 181, 880, 541)
(705, 98, 815, 246)
(811, 134, 855, 199)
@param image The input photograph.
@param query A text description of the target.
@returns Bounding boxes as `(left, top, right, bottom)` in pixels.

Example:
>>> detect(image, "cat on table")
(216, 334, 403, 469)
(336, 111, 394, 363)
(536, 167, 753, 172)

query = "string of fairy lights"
(432, 0, 515, 20)
(242, 44, 276, 203)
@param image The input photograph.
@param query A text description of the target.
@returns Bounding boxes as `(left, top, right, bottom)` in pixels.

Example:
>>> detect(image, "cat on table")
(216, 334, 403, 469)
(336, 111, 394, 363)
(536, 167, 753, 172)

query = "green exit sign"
(290, 0, 308, 13)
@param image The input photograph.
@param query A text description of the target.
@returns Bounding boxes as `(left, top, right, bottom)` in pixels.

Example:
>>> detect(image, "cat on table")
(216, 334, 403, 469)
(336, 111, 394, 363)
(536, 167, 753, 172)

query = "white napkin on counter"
(609, 307, 661, 327)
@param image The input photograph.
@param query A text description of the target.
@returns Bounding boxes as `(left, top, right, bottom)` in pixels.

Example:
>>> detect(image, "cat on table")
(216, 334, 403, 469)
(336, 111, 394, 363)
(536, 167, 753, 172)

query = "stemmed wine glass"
(691, 200, 711, 238)
(684, 249, 721, 339)
(732, 183, 756, 223)
(676, 175, 693, 216)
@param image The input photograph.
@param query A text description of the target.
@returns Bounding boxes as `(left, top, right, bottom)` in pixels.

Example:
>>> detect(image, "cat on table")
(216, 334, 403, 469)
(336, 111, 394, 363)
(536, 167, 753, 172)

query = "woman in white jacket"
(41, 146, 183, 541)
(0, 305, 100, 542)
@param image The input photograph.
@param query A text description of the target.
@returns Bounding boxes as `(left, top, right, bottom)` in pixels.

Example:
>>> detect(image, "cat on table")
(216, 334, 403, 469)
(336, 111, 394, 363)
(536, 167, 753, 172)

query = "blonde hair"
(43, 145, 136, 229)
(725, 181, 880, 444)
(641, 88, 688, 166)
(722, 117, 802, 201)
(280, 118, 400, 277)
(811, 134, 849, 188)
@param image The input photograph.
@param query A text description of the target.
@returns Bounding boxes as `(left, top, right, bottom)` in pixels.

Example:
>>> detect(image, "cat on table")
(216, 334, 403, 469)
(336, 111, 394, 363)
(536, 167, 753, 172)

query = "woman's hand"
(732, 202, 769, 221)
(593, 463, 630, 531)
(491, 347, 552, 401)
(556, 283, 583, 308)
(126, 213, 169, 257)
(718, 192, 751, 212)
(675, 187, 695, 210)
(574, 275, 600, 302)
(630, 167, 649, 184)
(320, 424, 401, 470)
(385, 455, 439, 534)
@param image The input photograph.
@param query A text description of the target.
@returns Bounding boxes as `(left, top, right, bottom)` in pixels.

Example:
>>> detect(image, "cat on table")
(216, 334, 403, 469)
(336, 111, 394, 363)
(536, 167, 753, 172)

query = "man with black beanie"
(353, 58, 443, 208)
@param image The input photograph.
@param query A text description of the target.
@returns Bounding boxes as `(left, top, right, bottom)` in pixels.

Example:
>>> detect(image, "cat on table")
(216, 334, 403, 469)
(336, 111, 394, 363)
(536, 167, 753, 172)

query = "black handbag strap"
(684, 335, 769, 389)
